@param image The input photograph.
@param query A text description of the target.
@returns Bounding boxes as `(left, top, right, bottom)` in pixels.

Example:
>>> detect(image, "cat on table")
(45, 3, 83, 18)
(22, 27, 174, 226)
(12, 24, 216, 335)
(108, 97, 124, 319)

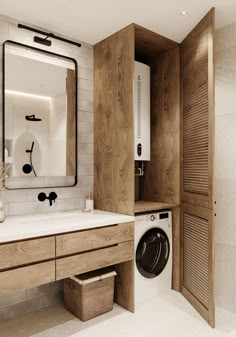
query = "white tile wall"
(215, 23, 236, 315)
(0, 15, 94, 321)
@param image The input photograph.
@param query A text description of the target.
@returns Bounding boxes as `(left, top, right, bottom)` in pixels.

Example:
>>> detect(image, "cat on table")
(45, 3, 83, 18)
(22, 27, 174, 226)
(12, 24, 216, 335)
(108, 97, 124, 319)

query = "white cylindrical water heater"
(134, 61, 151, 161)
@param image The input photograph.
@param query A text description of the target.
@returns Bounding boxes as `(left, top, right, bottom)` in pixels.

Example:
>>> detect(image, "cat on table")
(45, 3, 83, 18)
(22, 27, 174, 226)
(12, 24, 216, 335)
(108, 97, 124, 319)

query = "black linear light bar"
(18, 24, 81, 47)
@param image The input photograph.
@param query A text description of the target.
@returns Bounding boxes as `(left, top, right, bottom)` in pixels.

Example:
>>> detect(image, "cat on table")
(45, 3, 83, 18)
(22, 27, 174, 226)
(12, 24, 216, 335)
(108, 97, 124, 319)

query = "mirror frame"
(2, 40, 78, 189)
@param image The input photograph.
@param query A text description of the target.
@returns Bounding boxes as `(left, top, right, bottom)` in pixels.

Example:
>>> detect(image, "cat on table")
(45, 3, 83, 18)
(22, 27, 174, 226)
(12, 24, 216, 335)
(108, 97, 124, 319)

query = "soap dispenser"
(85, 193, 94, 211)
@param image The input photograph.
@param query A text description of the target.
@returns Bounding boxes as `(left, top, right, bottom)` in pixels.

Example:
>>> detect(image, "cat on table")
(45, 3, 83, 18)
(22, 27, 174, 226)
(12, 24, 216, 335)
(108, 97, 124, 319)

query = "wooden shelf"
(134, 201, 179, 214)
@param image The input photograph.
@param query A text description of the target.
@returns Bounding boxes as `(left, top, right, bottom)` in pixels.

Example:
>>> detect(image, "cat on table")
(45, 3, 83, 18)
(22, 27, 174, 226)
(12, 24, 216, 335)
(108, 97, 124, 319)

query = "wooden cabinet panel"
(66, 68, 76, 176)
(182, 203, 214, 325)
(114, 260, 135, 312)
(180, 8, 215, 327)
(56, 222, 134, 257)
(140, 47, 180, 205)
(56, 241, 134, 280)
(94, 25, 135, 216)
(0, 261, 55, 294)
(0, 237, 55, 270)
(181, 9, 215, 209)
(134, 24, 178, 58)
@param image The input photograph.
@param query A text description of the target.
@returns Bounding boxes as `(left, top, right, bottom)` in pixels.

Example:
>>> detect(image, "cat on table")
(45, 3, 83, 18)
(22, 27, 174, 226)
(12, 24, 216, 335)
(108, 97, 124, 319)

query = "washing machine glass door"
(136, 228, 170, 279)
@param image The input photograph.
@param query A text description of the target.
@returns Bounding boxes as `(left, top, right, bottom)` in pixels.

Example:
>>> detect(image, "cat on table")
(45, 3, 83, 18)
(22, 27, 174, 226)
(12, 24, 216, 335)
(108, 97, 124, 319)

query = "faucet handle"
(49, 192, 57, 203)
(38, 191, 57, 206)
(38, 192, 47, 202)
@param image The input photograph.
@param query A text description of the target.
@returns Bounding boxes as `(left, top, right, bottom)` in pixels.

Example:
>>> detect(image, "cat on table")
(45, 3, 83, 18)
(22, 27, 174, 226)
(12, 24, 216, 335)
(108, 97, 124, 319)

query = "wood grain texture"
(180, 8, 215, 327)
(56, 222, 134, 257)
(66, 68, 76, 176)
(134, 201, 179, 214)
(140, 47, 180, 204)
(181, 203, 214, 326)
(183, 204, 210, 308)
(134, 24, 178, 59)
(114, 260, 135, 312)
(56, 241, 134, 280)
(172, 207, 181, 291)
(94, 25, 135, 216)
(181, 8, 215, 210)
(0, 237, 55, 270)
(0, 261, 55, 294)
(182, 286, 209, 322)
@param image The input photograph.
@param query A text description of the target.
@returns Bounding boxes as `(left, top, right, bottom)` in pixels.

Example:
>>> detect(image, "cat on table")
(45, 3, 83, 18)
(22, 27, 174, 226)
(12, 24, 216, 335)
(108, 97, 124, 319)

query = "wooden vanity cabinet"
(0, 237, 55, 270)
(0, 222, 135, 313)
(56, 222, 134, 256)
(0, 261, 55, 293)
(55, 221, 135, 312)
(0, 237, 56, 294)
(94, 8, 215, 326)
(56, 241, 134, 280)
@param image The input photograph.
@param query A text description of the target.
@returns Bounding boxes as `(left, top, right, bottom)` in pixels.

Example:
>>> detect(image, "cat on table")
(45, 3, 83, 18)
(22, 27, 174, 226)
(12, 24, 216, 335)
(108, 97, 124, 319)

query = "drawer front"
(56, 222, 134, 257)
(0, 237, 55, 270)
(0, 261, 55, 294)
(56, 241, 134, 280)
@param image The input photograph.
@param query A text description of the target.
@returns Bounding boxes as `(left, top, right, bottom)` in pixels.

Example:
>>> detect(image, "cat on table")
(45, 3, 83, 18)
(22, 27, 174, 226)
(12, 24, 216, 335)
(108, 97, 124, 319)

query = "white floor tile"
(67, 292, 226, 337)
(2, 291, 233, 337)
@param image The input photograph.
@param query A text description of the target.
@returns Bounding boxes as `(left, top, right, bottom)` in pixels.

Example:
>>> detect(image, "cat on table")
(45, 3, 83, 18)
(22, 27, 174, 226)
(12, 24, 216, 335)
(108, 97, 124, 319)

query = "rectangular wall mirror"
(3, 41, 77, 189)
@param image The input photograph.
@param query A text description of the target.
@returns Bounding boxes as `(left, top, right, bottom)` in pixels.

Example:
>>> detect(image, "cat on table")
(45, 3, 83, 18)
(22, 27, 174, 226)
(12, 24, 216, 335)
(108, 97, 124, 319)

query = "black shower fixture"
(26, 141, 35, 154)
(22, 163, 32, 174)
(22, 141, 37, 177)
(25, 114, 42, 122)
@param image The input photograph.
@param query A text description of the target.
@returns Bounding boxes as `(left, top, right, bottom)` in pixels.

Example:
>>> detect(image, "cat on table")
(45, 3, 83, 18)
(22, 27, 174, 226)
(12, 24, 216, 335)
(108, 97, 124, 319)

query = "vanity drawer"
(56, 222, 134, 257)
(0, 237, 55, 270)
(0, 261, 55, 294)
(56, 240, 134, 280)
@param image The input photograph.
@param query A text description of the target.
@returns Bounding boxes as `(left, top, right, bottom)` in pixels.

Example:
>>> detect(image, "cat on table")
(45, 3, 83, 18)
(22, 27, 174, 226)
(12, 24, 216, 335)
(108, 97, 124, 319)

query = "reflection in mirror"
(3, 41, 77, 189)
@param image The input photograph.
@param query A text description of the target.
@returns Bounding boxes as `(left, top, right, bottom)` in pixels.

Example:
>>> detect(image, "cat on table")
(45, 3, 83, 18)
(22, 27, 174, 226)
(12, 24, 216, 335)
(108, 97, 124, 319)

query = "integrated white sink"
(0, 209, 135, 243)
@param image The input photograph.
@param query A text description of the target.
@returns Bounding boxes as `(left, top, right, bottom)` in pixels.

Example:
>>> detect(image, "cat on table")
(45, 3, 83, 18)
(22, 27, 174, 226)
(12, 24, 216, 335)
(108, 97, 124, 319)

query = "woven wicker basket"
(64, 268, 116, 321)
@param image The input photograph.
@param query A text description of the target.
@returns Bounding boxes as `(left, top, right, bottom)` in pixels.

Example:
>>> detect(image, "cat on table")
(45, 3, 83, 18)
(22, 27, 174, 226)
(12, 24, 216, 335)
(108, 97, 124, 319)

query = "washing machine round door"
(136, 228, 170, 279)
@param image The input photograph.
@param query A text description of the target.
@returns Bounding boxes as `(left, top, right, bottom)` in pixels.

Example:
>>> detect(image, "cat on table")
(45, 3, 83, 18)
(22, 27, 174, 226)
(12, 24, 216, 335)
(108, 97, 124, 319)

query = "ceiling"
(0, 0, 236, 44)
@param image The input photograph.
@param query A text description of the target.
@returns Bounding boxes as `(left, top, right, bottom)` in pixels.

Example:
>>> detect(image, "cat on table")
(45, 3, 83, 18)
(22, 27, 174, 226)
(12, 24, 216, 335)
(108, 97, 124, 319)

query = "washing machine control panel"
(159, 212, 169, 220)
(150, 214, 156, 221)
(148, 212, 171, 229)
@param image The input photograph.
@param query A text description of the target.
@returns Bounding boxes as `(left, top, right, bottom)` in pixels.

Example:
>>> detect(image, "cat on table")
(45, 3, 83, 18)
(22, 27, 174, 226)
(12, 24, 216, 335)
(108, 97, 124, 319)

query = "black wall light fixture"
(18, 24, 81, 48)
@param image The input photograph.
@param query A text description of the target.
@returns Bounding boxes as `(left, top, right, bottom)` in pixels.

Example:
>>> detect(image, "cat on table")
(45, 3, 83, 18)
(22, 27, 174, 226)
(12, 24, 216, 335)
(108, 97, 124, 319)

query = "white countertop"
(0, 209, 135, 243)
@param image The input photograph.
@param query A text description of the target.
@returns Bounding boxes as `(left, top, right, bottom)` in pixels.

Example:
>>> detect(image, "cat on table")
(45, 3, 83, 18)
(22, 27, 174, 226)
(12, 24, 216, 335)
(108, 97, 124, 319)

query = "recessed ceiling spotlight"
(180, 11, 188, 15)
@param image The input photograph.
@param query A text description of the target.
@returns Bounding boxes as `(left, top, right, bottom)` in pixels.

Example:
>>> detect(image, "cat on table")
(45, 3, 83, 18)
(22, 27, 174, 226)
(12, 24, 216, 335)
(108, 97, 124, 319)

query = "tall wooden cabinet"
(180, 9, 215, 326)
(94, 8, 215, 327)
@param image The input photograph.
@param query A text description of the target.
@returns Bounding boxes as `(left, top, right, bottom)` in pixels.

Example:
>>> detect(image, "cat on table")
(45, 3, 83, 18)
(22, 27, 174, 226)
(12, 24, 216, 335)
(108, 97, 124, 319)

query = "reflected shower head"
(25, 114, 42, 122)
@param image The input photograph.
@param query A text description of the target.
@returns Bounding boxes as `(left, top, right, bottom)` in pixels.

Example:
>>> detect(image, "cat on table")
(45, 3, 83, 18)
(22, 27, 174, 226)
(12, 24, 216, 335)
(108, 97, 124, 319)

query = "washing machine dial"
(150, 215, 156, 221)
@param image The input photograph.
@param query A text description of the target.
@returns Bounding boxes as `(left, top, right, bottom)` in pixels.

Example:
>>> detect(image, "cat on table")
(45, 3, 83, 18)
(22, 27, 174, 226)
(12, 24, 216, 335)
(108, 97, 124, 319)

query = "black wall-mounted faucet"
(38, 192, 57, 206)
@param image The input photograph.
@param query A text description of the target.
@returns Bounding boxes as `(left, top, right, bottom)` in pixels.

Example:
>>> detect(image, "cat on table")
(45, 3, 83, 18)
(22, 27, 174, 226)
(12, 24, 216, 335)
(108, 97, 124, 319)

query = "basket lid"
(70, 267, 117, 285)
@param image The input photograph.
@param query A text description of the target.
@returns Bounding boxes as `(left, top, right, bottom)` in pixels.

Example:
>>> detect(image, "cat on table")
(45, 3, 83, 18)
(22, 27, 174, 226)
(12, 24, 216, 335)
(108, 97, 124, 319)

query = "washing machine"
(135, 211, 172, 307)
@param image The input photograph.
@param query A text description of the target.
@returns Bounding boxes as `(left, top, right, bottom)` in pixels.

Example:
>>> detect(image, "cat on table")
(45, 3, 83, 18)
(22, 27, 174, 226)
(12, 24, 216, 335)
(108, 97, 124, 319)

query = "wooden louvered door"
(180, 8, 215, 327)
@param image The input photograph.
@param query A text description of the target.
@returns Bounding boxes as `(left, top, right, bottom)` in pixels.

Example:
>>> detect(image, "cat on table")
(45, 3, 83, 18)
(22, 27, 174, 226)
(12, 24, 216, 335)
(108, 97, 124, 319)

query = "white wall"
(0, 15, 94, 216)
(215, 23, 236, 314)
